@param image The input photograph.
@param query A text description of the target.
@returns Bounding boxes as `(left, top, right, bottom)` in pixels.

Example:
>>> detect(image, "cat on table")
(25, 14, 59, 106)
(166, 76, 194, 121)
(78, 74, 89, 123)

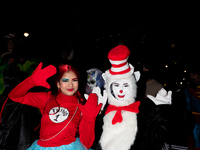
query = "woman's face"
(57, 70, 79, 96)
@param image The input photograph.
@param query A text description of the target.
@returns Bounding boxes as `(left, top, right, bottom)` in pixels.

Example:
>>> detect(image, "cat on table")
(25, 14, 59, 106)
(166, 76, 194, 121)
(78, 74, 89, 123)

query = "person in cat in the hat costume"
(94, 45, 173, 150)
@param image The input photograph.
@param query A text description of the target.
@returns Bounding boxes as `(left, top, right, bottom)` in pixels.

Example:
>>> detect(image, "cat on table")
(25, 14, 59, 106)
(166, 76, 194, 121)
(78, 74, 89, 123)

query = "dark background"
(1, 2, 199, 147)
(1, 1, 199, 90)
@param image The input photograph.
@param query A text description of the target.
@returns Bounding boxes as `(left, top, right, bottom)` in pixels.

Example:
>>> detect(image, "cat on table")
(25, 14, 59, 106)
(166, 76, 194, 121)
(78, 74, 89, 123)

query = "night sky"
(1, 2, 199, 68)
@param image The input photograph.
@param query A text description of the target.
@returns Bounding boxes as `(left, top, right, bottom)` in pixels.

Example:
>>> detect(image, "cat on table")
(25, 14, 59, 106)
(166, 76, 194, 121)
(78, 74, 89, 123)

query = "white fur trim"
(134, 71, 140, 82)
(100, 111, 138, 150)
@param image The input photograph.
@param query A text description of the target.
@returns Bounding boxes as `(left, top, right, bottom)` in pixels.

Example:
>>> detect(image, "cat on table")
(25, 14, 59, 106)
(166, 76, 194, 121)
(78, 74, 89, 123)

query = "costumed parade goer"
(94, 45, 173, 150)
(0, 33, 17, 95)
(185, 67, 200, 150)
(85, 68, 105, 95)
(8, 62, 102, 150)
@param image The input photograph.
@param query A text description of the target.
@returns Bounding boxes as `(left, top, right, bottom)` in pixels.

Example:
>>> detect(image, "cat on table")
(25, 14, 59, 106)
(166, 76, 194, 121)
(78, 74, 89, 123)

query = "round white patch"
(49, 107, 69, 123)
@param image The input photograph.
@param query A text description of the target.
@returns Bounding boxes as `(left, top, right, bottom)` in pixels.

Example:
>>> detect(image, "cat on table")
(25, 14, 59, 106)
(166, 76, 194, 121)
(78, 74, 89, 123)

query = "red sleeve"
(8, 77, 50, 111)
(79, 115, 96, 149)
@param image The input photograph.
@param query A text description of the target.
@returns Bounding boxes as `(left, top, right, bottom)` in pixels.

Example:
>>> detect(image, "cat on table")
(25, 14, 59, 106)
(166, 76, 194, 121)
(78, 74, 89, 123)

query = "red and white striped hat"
(107, 45, 134, 78)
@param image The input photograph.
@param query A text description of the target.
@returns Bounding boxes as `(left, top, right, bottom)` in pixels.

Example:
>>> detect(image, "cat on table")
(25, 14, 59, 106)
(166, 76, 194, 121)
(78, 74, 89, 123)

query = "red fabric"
(30, 62, 57, 89)
(78, 94, 102, 148)
(8, 77, 49, 112)
(105, 101, 141, 125)
(108, 45, 130, 61)
(38, 93, 81, 147)
(8, 63, 98, 148)
(112, 62, 127, 68)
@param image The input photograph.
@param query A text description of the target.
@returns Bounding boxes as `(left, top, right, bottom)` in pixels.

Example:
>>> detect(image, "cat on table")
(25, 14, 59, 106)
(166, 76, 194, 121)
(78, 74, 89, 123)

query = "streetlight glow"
(24, 32, 29, 37)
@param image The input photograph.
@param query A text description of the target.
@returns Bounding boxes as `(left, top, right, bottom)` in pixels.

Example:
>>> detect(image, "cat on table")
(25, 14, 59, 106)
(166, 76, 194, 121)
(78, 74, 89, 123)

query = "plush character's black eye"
(90, 80, 95, 84)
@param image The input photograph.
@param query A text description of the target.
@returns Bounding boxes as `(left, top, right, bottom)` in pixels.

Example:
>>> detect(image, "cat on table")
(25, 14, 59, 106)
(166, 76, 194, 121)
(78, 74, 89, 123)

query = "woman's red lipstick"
(67, 89, 74, 92)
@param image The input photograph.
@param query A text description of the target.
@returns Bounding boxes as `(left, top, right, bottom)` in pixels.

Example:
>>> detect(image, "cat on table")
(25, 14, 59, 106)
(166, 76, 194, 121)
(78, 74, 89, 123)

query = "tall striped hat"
(107, 45, 134, 78)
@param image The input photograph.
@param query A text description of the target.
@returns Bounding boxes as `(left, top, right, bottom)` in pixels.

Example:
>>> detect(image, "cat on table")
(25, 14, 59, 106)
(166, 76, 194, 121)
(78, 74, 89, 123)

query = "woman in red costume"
(8, 62, 102, 150)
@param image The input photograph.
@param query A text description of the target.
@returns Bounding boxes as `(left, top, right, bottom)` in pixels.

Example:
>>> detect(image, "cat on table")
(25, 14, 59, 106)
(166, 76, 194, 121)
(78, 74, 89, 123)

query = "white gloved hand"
(84, 94, 89, 100)
(92, 87, 108, 110)
(147, 88, 172, 105)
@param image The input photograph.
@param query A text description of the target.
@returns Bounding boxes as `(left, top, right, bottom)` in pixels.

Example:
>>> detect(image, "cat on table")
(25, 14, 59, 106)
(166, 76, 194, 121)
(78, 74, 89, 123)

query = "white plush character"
(94, 45, 172, 150)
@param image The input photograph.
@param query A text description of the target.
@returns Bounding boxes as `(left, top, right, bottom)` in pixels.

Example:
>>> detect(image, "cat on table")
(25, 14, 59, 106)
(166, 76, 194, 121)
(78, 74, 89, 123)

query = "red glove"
(78, 93, 102, 122)
(28, 62, 57, 89)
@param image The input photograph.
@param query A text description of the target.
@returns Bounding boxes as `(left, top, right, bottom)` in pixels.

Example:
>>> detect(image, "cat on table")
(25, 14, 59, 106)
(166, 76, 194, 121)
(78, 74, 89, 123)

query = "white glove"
(91, 87, 108, 110)
(147, 88, 172, 105)
(84, 94, 89, 100)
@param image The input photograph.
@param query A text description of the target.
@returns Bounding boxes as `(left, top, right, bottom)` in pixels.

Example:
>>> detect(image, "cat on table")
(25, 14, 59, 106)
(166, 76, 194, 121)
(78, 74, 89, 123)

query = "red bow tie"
(105, 101, 140, 125)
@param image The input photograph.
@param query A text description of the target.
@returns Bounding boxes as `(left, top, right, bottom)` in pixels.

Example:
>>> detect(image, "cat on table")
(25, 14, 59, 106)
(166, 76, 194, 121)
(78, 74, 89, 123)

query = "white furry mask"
(103, 74, 137, 106)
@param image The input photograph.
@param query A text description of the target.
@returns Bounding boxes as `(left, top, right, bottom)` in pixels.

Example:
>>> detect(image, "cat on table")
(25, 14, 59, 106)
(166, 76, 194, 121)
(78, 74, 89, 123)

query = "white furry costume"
(100, 75, 139, 150)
